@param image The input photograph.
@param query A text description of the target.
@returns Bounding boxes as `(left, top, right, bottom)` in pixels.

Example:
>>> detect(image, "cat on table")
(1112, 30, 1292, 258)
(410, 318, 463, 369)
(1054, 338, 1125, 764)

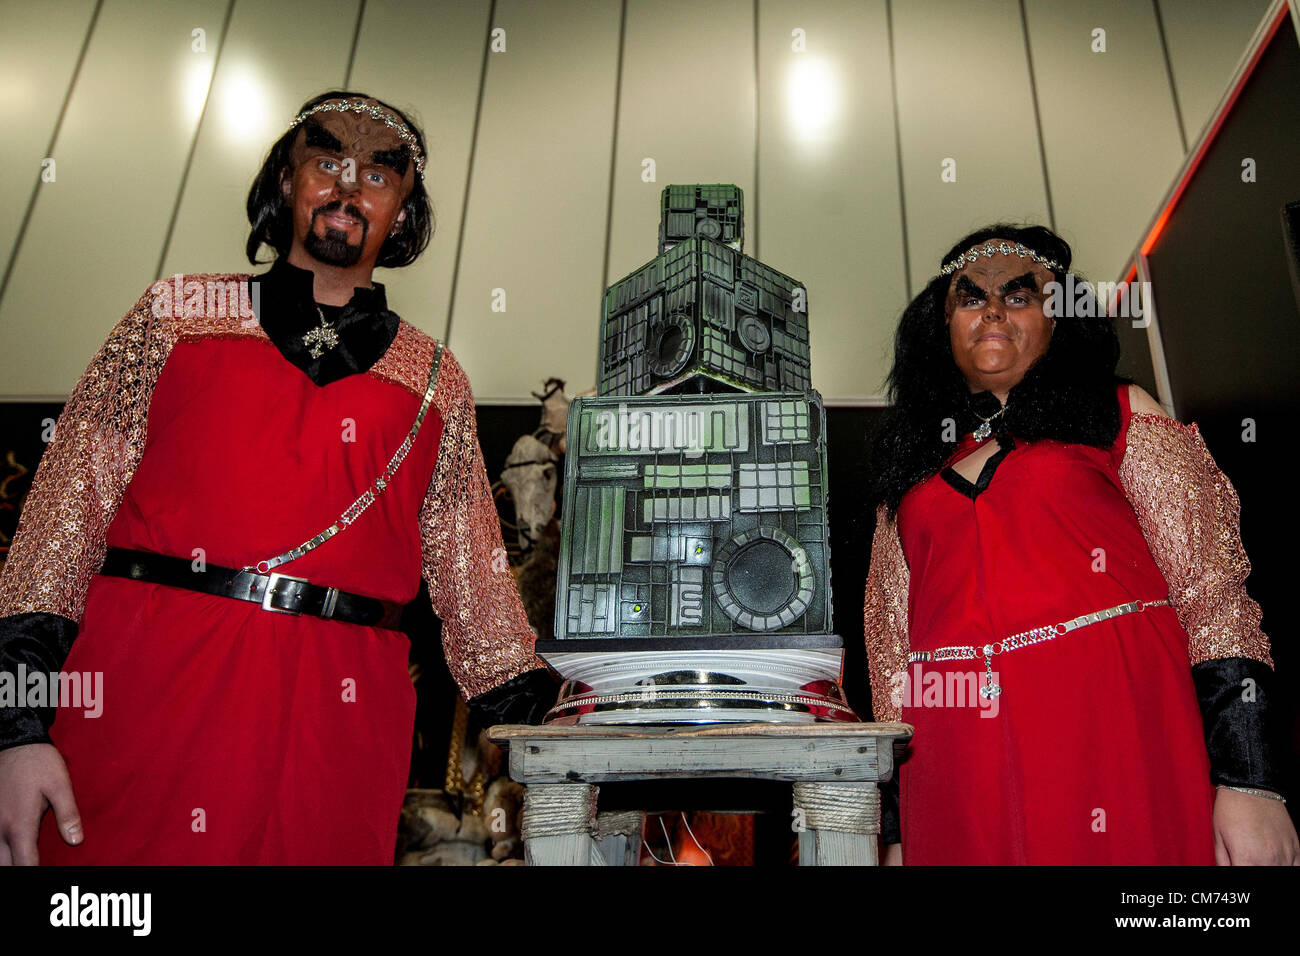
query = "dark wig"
(867, 223, 1129, 519)
(245, 90, 434, 268)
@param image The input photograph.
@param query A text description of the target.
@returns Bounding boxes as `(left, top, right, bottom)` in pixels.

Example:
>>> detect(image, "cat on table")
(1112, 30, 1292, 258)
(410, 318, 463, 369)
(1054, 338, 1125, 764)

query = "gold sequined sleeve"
(1119, 413, 1272, 667)
(863, 502, 911, 724)
(0, 283, 171, 621)
(418, 350, 542, 700)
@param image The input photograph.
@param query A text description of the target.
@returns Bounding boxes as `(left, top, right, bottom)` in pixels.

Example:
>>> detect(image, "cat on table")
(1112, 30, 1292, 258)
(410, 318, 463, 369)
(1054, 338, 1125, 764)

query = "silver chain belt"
(241, 342, 444, 576)
(907, 598, 1170, 700)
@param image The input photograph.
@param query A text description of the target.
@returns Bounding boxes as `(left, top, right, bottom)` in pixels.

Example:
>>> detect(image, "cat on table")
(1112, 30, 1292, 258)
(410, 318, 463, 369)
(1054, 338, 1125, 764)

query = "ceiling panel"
(159, 0, 361, 279)
(1024, 0, 1185, 284)
(0, 0, 228, 398)
(892, 0, 1050, 293)
(447, 0, 621, 402)
(1159, 0, 1275, 146)
(347, 0, 491, 343)
(757, 0, 906, 403)
(605, 0, 757, 290)
(0, 0, 98, 274)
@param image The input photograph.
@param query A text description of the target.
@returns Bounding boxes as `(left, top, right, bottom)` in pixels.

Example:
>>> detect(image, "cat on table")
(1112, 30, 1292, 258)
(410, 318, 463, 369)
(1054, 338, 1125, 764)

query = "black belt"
(100, 547, 407, 631)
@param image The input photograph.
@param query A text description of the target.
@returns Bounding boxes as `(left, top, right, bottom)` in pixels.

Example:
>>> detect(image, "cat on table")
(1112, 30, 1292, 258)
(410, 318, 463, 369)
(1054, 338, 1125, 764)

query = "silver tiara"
(288, 98, 426, 181)
(940, 240, 1062, 276)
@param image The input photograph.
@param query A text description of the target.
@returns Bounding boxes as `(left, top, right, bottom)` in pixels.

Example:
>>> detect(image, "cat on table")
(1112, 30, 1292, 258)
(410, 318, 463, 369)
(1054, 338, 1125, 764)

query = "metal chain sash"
(907, 597, 1171, 700)
(242, 342, 444, 575)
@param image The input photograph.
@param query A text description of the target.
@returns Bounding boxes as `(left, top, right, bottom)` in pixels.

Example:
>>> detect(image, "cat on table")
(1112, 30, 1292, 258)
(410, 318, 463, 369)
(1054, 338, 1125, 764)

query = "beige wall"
(0, 0, 1278, 403)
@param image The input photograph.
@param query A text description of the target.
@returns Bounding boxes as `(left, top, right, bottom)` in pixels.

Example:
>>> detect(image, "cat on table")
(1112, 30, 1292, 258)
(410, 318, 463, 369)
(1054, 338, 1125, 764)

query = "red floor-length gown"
(894, 385, 1217, 864)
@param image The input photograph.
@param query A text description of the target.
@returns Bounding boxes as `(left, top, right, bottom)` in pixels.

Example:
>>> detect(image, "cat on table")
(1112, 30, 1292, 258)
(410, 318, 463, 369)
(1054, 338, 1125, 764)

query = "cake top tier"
(659, 184, 744, 255)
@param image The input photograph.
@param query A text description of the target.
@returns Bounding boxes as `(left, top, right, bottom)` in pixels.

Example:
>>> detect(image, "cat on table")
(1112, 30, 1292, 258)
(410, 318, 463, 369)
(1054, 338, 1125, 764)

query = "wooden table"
(488, 722, 912, 866)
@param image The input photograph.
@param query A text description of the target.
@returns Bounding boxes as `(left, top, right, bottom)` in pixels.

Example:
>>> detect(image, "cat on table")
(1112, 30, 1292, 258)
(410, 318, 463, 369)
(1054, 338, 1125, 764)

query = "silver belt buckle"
(262, 572, 309, 614)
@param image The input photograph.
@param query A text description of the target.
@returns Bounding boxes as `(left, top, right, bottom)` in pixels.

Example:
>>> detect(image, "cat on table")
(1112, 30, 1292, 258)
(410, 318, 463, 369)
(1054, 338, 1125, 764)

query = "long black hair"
(867, 223, 1128, 519)
(245, 90, 434, 268)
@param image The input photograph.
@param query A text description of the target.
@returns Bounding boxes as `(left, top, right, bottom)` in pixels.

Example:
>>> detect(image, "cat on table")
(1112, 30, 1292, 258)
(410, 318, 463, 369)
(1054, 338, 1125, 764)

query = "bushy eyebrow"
(370, 147, 410, 175)
(997, 272, 1039, 295)
(954, 275, 987, 298)
(303, 121, 343, 153)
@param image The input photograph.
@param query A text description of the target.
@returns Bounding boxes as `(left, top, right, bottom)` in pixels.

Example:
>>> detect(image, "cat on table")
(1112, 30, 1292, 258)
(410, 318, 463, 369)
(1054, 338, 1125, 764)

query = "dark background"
(1138, 15, 1300, 811)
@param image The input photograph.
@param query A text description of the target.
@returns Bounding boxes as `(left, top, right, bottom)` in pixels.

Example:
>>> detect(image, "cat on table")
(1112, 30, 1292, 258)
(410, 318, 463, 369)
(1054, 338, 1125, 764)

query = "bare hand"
(882, 842, 902, 866)
(1213, 787, 1299, 865)
(0, 743, 83, 865)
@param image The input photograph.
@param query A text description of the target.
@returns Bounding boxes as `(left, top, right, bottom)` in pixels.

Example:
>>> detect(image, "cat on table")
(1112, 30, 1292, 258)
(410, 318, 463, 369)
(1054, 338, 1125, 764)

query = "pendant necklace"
(303, 305, 341, 360)
(972, 400, 1008, 442)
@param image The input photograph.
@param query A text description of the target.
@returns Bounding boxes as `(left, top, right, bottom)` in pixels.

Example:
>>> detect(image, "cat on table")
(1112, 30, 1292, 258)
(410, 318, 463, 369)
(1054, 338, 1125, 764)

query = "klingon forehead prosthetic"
(286, 98, 426, 183)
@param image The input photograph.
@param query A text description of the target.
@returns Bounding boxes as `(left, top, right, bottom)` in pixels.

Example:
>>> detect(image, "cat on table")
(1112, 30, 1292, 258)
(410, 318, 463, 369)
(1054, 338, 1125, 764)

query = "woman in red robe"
(863, 224, 1297, 865)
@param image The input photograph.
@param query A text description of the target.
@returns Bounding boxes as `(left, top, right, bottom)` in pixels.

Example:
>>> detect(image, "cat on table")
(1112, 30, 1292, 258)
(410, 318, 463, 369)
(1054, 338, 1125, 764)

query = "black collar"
(248, 257, 400, 387)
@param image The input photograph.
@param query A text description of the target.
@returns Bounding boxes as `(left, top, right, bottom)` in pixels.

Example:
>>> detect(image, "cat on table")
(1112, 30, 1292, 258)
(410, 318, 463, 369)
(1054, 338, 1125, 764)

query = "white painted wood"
(595, 810, 645, 866)
(793, 781, 880, 866)
(496, 722, 909, 783)
(524, 833, 596, 866)
(520, 782, 602, 866)
(492, 723, 912, 866)
(798, 825, 877, 866)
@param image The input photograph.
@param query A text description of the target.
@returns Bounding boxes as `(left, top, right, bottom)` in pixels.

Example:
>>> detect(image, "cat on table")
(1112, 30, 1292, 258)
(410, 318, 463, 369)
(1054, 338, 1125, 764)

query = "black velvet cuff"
(1191, 656, 1287, 799)
(0, 613, 79, 752)
(880, 772, 901, 846)
(467, 667, 559, 728)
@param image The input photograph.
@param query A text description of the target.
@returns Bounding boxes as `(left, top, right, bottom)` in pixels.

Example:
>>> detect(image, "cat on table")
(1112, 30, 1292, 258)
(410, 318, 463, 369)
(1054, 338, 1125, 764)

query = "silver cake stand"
(541, 644, 859, 725)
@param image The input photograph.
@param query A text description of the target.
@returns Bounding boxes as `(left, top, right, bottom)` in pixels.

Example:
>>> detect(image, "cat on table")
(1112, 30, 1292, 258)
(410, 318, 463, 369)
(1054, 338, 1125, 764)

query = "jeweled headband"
(940, 240, 1063, 277)
(287, 98, 427, 181)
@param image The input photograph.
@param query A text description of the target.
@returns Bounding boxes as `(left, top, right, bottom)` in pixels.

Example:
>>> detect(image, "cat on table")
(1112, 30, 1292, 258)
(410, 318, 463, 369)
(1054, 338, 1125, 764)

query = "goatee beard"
(305, 204, 368, 267)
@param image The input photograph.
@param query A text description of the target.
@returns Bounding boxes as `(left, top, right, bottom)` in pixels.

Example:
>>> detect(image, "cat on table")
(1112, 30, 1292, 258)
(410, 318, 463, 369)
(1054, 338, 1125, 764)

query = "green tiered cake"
(538, 185, 856, 725)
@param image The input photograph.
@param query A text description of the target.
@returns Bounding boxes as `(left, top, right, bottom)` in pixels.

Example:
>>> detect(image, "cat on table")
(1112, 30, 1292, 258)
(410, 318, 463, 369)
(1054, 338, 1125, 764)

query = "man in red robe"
(0, 91, 553, 865)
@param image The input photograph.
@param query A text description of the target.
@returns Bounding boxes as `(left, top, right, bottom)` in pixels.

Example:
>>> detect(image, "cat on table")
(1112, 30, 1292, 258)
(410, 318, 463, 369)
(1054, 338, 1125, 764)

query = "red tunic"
(894, 385, 1216, 865)
(35, 337, 438, 865)
(0, 274, 541, 865)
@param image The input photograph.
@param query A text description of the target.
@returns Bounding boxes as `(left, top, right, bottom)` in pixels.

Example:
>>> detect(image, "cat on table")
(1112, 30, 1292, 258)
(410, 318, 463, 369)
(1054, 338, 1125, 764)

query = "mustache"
(312, 201, 368, 227)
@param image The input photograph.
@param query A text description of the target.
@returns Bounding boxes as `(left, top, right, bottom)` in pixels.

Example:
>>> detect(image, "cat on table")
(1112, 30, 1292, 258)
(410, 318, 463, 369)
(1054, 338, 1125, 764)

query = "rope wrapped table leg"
(521, 784, 601, 866)
(792, 782, 881, 865)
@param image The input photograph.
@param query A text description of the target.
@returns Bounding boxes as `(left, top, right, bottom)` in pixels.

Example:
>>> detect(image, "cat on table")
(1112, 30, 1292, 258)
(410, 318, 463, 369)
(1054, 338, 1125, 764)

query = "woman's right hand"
(0, 742, 82, 865)
(882, 842, 902, 866)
